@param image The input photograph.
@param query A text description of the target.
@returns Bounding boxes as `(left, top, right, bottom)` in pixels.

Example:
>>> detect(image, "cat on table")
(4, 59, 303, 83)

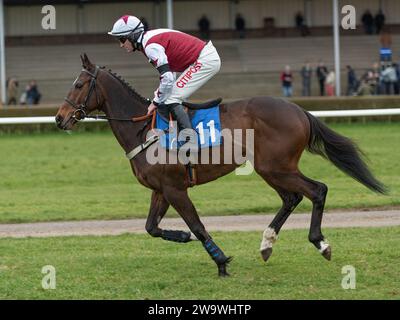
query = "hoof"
(261, 248, 273, 262)
(218, 269, 230, 277)
(217, 256, 232, 277)
(321, 246, 332, 261)
(181, 231, 192, 243)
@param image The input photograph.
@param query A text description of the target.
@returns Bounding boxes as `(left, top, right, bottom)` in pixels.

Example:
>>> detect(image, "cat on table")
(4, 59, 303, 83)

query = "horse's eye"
(75, 82, 83, 89)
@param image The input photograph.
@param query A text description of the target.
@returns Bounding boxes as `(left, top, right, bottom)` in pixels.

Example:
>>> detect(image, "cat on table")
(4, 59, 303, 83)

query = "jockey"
(108, 15, 221, 136)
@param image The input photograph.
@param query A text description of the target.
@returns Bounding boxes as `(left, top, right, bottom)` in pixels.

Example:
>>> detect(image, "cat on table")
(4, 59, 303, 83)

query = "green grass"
(0, 122, 399, 223)
(0, 227, 399, 299)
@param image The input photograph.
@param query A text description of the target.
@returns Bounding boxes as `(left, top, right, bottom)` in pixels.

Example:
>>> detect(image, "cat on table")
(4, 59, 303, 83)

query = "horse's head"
(55, 54, 104, 130)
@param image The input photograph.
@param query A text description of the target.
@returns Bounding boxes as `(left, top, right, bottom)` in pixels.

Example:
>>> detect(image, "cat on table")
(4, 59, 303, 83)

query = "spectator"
(198, 14, 210, 40)
(140, 17, 149, 32)
(378, 62, 387, 94)
(394, 62, 400, 94)
(316, 61, 328, 96)
(357, 71, 376, 96)
(380, 26, 392, 48)
(379, 26, 392, 62)
(7, 77, 18, 105)
(361, 10, 374, 35)
(325, 70, 335, 96)
(280, 65, 293, 97)
(19, 85, 29, 105)
(346, 65, 358, 96)
(295, 11, 310, 36)
(300, 62, 312, 96)
(374, 9, 385, 34)
(381, 62, 397, 95)
(368, 70, 379, 94)
(235, 14, 246, 39)
(372, 62, 381, 94)
(26, 80, 41, 105)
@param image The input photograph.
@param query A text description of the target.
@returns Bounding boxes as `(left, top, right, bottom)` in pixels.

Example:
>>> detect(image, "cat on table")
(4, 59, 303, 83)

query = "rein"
(64, 65, 154, 124)
(85, 112, 154, 123)
(64, 64, 160, 161)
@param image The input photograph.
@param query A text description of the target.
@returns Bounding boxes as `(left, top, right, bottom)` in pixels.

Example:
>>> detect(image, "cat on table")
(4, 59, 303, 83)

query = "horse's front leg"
(145, 190, 192, 243)
(163, 186, 232, 277)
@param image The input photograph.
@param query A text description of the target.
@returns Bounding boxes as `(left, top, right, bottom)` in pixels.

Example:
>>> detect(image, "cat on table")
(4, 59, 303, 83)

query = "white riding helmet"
(108, 15, 144, 37)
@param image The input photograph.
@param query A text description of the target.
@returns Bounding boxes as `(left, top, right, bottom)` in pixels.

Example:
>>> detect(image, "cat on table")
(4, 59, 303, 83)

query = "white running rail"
(0, 117, 106, 124)
(0, 108, 400, 124)
(311, 108, 400, 117)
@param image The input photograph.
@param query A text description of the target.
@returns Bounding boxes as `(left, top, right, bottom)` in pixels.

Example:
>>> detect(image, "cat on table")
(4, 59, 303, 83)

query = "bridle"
(61, 63, 173, 161)
(64, 66, 101, 122)
(64, 65, 154, 124)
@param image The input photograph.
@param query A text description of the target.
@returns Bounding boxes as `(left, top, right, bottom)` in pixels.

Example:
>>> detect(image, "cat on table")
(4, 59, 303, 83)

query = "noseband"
(64, 66, 101, 122)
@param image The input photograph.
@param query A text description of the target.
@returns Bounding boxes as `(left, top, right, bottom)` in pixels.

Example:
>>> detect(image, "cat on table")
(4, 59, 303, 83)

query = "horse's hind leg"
(257, 170, 331, 261)
(163, 186, 232, 277)
(300, 174, 331, 260)
(260, 188, 303, 262)
(145, 190, 191, 243)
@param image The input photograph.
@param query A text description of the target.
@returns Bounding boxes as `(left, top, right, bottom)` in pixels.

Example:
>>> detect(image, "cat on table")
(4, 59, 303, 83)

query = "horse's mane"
(106, 68, 150, 106)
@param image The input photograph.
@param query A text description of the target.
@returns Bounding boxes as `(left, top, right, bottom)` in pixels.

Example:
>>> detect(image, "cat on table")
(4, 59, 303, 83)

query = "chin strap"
(130, 31, 144, 51)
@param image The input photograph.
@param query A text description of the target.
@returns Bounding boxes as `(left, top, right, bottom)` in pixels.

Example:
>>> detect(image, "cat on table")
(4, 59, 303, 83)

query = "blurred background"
(1, 0, 400, 112)
(1, 3, 399, 300)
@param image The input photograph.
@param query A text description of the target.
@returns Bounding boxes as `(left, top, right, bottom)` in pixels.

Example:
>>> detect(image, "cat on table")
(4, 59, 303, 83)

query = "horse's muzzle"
(55, 115, 64, 129)
(55, 114, 76, 130)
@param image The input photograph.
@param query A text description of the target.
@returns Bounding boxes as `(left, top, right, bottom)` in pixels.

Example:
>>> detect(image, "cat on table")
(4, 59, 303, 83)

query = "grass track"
(0, 122, 399, 223)
(0, 226, 399, 299)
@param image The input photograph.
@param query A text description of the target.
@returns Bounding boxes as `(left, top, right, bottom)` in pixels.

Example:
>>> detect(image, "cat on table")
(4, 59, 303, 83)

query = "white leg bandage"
(318, 240, 330, 253)
(260, 227, 278, 251)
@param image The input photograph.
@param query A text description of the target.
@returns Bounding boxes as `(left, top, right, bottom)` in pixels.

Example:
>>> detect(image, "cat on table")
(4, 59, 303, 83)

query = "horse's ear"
(81, 53, 94, 70)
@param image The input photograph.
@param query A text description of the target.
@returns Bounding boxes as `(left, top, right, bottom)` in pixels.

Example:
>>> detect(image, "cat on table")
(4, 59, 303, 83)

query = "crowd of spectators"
(361, 9, 386, 35)
(3, 9, 398, 103)
(354, 62, 399, 96)
(6, 78, 41, 106)
(281, 61, 337, 98)
(197, 11, 310, 39)
(277, 8, 399, 98)
(198, 13, 247, 40)
(279, 60, 400, 98)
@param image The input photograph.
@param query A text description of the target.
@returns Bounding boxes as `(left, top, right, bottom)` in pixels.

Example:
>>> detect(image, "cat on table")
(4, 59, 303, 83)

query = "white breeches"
(164, 41, 221, 104)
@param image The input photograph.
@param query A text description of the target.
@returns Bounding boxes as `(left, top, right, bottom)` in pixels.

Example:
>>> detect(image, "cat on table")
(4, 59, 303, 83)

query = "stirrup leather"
(186, 163, 197, 187)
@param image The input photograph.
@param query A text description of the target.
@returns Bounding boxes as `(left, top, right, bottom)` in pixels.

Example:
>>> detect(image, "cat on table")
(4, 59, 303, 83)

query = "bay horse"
(55, 54, 386, 276)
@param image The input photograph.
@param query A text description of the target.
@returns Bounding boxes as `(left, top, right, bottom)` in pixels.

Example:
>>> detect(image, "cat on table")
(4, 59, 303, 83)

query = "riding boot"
(169, 103, 192, 131)
(167, 103, 196, 149)
(169, 103, 197, 186)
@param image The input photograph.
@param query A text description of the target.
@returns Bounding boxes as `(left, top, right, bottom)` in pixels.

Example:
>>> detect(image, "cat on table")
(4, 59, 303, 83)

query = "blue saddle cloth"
(155, 105, 222, 150)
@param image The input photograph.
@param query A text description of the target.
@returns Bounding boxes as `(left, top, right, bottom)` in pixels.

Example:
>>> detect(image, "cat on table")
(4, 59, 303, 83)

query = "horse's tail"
(303, 111, 387, 194)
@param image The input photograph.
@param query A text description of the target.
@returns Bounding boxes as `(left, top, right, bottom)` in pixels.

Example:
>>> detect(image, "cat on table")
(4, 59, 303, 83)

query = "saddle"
(157, 97, 222, 123)
(133, 98, 223, 188)
(159, 98, 222, 188)
(183, 98, 222, 110)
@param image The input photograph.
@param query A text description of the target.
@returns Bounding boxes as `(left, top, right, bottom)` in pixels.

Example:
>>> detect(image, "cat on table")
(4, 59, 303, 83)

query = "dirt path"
(0, 209, 399, 238)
